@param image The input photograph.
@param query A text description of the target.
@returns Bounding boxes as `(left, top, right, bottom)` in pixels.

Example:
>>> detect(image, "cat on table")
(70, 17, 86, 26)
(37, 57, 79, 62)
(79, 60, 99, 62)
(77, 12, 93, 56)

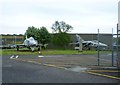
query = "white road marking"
(10, 55, 19, 59)
(16, 55, 19, 58)
(38, 55, 44, 58)
(10, 55, 14, 59)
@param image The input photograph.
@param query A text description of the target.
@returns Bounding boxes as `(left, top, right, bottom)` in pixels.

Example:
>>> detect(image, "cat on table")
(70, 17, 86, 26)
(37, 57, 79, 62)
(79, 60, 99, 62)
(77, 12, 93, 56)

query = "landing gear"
(16, 45, 19, 51)
(38, 46, 41, 51)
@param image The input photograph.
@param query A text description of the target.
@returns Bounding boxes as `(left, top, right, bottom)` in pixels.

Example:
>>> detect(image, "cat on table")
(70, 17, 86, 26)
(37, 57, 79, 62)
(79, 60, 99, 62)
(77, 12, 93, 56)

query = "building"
(70, 33, 112, 50)
(1, 34, 24, 45)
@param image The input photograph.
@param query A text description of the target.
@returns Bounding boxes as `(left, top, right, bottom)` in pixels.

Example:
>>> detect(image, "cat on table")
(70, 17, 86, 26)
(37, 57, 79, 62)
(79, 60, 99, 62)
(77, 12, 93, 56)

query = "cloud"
(0, 0, 119, 34)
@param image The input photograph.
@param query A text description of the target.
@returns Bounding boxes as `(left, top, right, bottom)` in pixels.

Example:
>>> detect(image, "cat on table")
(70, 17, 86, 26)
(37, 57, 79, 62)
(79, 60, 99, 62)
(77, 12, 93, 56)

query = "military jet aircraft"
(70, 34, 108, 50)
(16, 36, 41, 52)
(82, 40, 108, 50)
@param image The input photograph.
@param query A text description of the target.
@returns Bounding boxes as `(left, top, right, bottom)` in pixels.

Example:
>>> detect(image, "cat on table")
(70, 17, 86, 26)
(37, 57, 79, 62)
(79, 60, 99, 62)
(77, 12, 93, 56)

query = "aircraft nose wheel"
(38, 47, 40, 51)
(16, 45, 19, 51)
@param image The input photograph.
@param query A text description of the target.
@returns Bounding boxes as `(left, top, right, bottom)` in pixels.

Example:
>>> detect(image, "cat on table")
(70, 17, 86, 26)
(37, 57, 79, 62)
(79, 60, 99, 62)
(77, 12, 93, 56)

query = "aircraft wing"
(37, 44, 48, 48)
(16, 44, 26, 47)
(69, 42, 78, 45)
(82, 41, 93, 47)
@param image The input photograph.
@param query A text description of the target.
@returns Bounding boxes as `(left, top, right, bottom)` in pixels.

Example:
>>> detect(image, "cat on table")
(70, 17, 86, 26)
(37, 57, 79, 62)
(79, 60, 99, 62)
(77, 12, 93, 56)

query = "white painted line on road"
(38, 55, 44, 58)
(10, 55, 19, 59)
(10, 55, 14, 59)
(16, 55, 19, 58)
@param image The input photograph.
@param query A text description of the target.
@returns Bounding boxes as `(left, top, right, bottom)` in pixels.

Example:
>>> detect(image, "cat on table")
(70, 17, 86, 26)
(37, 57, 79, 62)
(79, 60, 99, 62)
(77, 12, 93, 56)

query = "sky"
(0, 0, 119, 34)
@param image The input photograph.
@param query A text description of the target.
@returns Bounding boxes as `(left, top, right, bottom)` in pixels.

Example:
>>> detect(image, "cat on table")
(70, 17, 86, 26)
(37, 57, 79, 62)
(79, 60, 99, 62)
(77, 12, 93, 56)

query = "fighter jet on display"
(70, 34, 108, 50)
(16, 36, 41, 52)
(82, 40, 108, 50)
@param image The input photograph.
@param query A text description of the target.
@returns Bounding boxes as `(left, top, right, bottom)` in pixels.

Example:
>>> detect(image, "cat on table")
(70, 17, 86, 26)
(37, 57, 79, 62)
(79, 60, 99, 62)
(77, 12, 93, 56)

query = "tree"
(25, 26, 51, 45)
(52, 33, 70, 49)
(51, 21, 73, 49)
(38, 26, 51, 45)
(24, 26, 39, 40)
(51, 21, 73, 33)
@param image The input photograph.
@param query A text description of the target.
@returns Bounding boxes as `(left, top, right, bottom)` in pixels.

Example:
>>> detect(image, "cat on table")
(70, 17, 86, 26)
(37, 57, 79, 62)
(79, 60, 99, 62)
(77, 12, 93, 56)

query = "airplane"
(70, 34, 108, 50)
(16, 36, 43, 52)
(82, 40, 108, 50)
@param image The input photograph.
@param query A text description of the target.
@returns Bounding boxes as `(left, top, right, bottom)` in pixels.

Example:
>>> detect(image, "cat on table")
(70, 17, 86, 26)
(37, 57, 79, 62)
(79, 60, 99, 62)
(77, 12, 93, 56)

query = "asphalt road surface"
(2, 55, 119, 83)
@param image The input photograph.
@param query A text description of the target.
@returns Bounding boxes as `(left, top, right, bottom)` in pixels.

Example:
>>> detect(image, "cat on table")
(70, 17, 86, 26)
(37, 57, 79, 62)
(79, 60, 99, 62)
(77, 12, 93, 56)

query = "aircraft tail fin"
(79, 35, 84, 42)
(76, 34, 84, 42)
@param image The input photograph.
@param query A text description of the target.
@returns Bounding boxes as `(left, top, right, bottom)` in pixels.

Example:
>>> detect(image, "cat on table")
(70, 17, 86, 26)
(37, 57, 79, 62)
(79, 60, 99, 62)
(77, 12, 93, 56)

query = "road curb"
(85, 70, 120, 80)
(87, 70, 120, 72)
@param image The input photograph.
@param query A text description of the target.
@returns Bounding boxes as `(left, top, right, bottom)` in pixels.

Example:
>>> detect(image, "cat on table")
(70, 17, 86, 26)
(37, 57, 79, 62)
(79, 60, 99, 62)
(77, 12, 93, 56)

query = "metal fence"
(95, 29, 117, 67)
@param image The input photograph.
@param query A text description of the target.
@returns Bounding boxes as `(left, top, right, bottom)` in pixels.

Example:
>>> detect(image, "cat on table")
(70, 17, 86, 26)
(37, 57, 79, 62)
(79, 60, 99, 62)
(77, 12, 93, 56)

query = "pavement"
(2, 54, 120, 83)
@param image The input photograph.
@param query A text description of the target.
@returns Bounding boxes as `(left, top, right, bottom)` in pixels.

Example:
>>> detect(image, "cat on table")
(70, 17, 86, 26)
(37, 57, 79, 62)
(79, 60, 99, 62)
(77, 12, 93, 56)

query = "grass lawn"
(1, 48, 110, 55)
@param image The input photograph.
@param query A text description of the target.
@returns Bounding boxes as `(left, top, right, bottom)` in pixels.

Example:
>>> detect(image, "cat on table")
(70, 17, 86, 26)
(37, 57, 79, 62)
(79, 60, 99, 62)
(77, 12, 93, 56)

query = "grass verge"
(2, 48, 110, 55)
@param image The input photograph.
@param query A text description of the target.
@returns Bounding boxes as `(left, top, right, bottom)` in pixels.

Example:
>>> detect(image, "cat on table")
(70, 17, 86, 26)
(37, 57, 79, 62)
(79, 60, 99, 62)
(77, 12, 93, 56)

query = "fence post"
(97, 29, 100, 66)
(112, 28, 114, 66)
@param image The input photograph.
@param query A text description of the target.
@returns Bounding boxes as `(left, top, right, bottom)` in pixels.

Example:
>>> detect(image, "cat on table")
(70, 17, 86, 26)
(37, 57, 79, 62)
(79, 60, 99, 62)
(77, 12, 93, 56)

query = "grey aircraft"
(70, 34, 108, 50)
(16, 36, 41, 52)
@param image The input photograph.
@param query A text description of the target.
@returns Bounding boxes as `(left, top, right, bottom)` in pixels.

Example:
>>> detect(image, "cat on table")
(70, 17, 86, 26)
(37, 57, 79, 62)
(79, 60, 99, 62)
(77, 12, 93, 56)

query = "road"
(2, 55, 119, 83)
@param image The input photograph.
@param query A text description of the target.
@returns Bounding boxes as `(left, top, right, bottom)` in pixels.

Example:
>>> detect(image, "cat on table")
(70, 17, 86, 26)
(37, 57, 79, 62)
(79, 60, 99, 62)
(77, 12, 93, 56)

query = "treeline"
(25, 21, 73, 49)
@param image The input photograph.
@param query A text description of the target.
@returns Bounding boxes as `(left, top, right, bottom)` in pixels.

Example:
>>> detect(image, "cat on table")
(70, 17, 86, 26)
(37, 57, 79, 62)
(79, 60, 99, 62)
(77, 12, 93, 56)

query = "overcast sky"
(0, 0, 119, 34)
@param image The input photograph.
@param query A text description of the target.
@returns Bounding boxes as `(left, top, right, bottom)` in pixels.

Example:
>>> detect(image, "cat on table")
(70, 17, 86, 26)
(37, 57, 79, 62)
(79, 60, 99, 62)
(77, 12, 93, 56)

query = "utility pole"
(118, 1, 120, 69)
(111, 28, 114, 66)
(97, 29, 100, 66)
(117, 24, 119, 67)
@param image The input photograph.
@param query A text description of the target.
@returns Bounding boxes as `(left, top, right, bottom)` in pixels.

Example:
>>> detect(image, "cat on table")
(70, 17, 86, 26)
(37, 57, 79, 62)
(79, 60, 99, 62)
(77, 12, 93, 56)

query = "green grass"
(41, 49, 81, 55)
(2, 49, 37, 55)
(1, 48, 111, 55)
